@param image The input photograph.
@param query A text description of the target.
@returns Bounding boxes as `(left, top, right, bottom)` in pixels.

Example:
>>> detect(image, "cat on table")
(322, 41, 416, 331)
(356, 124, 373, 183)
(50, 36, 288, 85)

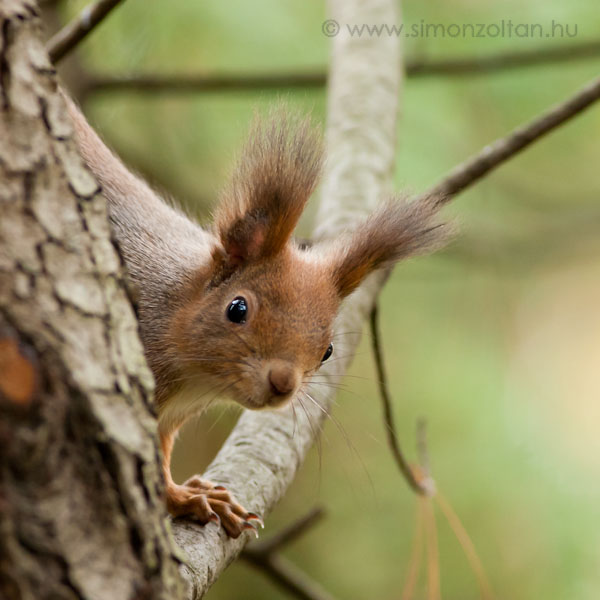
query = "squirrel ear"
(328, 196, 450, 298)
(213, 109, 323, 268)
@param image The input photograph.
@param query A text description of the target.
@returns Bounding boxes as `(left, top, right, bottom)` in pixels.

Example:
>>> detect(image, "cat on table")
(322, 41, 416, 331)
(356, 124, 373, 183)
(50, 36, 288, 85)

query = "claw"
(246, 513, 264, 528)
(167, 480, 258, 539)
(243, 521, 260, 538)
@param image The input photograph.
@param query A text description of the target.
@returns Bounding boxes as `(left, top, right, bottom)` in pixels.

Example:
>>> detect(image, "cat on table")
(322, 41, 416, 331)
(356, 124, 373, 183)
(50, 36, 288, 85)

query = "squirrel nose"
(268, 361, 298, 397)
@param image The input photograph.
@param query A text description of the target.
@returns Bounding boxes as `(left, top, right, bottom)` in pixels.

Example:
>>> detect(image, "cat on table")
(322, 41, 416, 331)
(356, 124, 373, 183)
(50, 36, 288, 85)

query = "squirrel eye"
(321, 343, 333, 362)
(226, 297, 248, 324)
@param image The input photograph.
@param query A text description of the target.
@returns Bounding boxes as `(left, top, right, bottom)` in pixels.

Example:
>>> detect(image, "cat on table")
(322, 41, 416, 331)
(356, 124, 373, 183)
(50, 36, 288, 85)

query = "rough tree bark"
(0, 0, 402, 598)
(0, 2, 183, 598)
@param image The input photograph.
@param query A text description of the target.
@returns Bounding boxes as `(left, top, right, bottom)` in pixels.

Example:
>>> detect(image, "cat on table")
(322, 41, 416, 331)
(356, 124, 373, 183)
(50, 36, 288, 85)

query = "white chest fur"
(157, 377, 222, 437)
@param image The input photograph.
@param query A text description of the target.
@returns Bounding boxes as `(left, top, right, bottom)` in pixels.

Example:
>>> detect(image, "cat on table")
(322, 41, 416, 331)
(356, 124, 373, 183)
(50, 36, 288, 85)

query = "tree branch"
(407, 40, 600, 77)
(81, 71, 327, 96)
(421, 73, 600, 204)
(241, 507, 335, 600)
(47, 0, 124, 63)
(169, 0, 403, 596)
(243, 554, 336, 600)
(78, 40, 600, 97)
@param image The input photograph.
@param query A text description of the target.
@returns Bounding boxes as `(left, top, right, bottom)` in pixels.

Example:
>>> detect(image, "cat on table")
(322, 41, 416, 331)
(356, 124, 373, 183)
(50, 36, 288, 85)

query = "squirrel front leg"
(159, 421, 262, 538)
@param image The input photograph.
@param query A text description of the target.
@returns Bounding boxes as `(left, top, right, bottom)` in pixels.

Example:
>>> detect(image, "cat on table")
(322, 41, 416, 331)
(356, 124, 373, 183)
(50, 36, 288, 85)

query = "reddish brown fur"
(167, 246, 339, 412)
(212, 110, 322, 277)
(330, 196, 448, 297)
(67, 96, 449, 537)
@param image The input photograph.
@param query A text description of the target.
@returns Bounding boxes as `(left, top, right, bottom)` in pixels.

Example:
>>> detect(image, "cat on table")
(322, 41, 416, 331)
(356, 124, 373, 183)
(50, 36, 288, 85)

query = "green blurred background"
(52, 0, 600, 598)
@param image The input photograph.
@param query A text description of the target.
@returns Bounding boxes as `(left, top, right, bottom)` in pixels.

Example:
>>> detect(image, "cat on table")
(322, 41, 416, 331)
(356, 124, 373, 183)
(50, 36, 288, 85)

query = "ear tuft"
(213, 107, 323, 267)
(329, 194, 452, 298)
(220, 216, 266, 266)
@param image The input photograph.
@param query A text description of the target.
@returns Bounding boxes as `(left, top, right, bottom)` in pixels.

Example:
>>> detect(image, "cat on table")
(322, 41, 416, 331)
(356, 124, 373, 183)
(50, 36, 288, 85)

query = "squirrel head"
(163, 111, 448, 416)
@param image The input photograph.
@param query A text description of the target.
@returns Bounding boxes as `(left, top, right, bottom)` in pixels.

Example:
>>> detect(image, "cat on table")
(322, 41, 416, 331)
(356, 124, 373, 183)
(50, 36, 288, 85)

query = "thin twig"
(241, 507, 336, 600)
(369, 303, 431, 495)
(244, 555, 337, 600)
(407, 40, 600, 77)
(401, 499, 426, 600)
(47, 0, 125, 64)
(416, 419, 431, 480)
(421, 73, 600, 204)
(423, 498, 441, 600)
(79, 40, 600, 96)
(81, 71, 327, 96)
(371, 314, 495, 596)
(435, 493, 494, 600)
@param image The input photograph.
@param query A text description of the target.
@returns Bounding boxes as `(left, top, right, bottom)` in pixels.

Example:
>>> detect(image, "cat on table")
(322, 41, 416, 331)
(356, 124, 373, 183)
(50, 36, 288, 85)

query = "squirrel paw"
(167, 476, 263, 539)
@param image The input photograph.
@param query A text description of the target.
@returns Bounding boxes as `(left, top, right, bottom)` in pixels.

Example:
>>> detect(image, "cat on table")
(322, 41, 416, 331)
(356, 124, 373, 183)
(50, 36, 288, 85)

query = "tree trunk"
(0, 2, 183, 599)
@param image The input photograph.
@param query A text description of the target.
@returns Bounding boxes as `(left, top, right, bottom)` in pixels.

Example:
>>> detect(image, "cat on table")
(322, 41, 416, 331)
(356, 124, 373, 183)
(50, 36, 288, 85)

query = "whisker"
(290, 398, 298, 439)
(205, 380, 245, 434)
(331, 331, 367, 339)
(176, 356, 254, 369)
(191, 381, 238, 438)
(317, 351, 369, 366)
(307, 380, 375, 404)
(228, 328, 258, 356)
(162, 368, 243, 389)
(301, 390, 376, 500)
(310, 373, 377, 383)
(296, 395, 322, 479)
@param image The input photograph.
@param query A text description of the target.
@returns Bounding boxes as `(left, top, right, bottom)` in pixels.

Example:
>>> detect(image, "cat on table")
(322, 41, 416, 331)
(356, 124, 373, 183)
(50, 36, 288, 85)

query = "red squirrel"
(65, 97, 446, 537)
